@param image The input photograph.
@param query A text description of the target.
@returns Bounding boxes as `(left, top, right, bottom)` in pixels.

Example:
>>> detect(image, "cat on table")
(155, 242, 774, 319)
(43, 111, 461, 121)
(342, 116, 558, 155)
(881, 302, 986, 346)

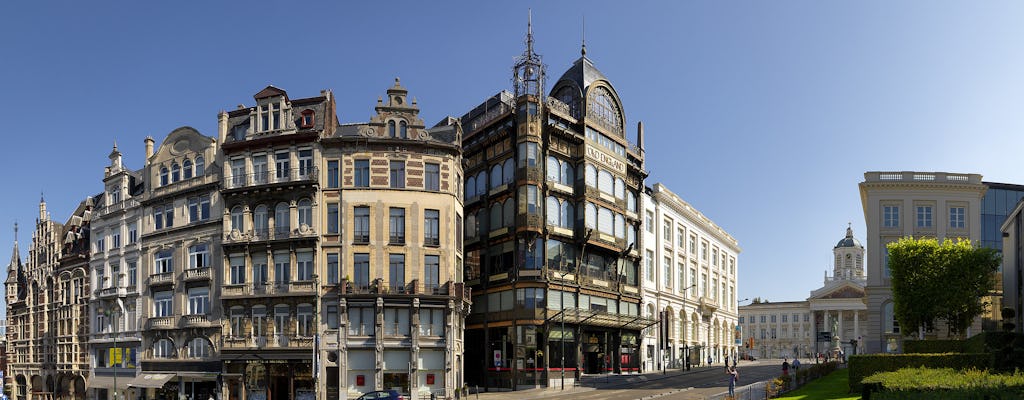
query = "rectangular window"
(296, 251, 314, 281)
(389, 253, 406, 291)
(297, 304, 314, 337)
(883, 205, 900, 228)
(326, 305, 339, 329)
(916, 206, 932, 228)
(153, 204, 173, 230)
(230, 255, 246, 285)
(188, 287, 210, 315)
(950, 206, 965, 228)
(349, 307, 374, 336)
(297, 149, 314, 178)
(663, 256, 672, 288)
(424, 163, 440, 191)
(127, 261, 137, 287)
(354, 206, 370, 243)
(231, 158, 246, 187)
(327, 203, 340, 234)
(645, 250, 655, 281)
(677, 228, 685, 248)
(419, 308, 443, 336)
(188, 243, 209, 269)
(645, 211, 654, 233)
(425, 209, 440, 246)
(275, 151, 290, 181)
(353, 253, 370, 287)
(327, 160, 340, 188)
(327, 253, 340, 284)
(128, 223, 138, 244)
(253, 261, 268, 285)
(782, 314, 788, 323)
(95, 237, 105, 253)
(354, 159, 370, 187)
(188, 195, 211, 222)
(689, 235, 696, 254)
(252, 154, 268, 184)
(111, 232, 121, 249)
(390, 160, 405, 188)
(424, 255, 440, 288)
(154, 291, 172, 317)
(154, 250, 173, 274)
(701, 242, 708, 261)
(274, 252, 290, 284)
(663, 220, 672, 242)
(389, 207, 406, 244)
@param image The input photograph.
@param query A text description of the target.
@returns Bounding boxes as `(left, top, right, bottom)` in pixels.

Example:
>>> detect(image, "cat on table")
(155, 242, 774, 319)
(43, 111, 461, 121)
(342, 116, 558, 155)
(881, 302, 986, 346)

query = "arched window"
(388, 121, 396, 137)
(476, 209, 488, 236)
(399, 121, 408, 139)
(274, 202, 290, 235)
(475, 171, 487, 195)
(490, 203, 502, 230)
(562, 201, 574, 229)
(585, 164, 597, 188)
(546, 157, 560, 183)
(546, 196, 560, 226)
(598, 207, 613, 235)
(561, 161, 574, 186)
(153, 338, 175, 359)
(253, 205, 269, 237)
(466, 176, 476, 198)
(627, 191, 637, 213)
(502, 158, 514, 184)
(490, 165, 502, 191)
(183, 160, 193, 179)
(187, 337, 211, 358)
(615, 178, 625, 200)
(614, 213, 625, 239)
(466, 213, 477, 239)
(598, 170, 613, 195)
(194, 156, 205, 176)
(171, 163, 181, 182)
(503, 198, 514, 227)
(297, 199, 312, 229)
(159, 167, 169, 186)
(585, 203, 597, 229)
(230, 206, 244, 232)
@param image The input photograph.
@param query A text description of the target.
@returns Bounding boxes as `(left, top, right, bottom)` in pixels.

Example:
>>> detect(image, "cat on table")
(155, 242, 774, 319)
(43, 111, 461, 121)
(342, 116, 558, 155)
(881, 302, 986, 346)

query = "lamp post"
(678, 284, 696, 371)
(99, 299, 124, 400)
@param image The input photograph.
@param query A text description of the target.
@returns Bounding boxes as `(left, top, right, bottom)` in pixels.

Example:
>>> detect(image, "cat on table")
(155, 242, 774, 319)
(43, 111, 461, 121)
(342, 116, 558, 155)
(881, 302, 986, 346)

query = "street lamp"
(99, 299, 125, 400)
(678, 284, 696, 371)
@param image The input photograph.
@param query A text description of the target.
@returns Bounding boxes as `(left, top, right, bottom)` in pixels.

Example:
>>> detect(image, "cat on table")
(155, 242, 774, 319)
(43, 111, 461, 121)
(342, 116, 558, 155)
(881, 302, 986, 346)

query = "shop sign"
(426, 374, 434, 385)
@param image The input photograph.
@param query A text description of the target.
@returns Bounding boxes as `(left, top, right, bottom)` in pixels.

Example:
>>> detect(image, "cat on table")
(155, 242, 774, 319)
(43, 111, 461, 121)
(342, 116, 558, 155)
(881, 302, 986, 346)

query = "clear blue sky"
(3, 1, 1024, 314)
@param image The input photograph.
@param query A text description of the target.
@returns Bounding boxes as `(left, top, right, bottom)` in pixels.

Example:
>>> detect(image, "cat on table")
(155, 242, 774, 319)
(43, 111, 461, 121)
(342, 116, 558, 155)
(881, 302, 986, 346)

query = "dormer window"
(388, 121, 396, 137)
(300, 110, 315, 129)
(259, 102, 282, 132)
(399, 121, 408, 139)
(232, 124, 247, 141)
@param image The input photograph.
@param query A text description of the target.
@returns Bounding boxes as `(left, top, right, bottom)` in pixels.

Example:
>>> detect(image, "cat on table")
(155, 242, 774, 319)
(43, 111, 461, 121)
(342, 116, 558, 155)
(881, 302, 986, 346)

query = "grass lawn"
(775, 369, 860, 400)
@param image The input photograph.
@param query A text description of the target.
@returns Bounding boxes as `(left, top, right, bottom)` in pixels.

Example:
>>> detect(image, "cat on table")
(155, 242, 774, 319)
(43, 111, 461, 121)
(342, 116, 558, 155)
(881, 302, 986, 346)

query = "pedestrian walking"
(782, 358, 790, 376)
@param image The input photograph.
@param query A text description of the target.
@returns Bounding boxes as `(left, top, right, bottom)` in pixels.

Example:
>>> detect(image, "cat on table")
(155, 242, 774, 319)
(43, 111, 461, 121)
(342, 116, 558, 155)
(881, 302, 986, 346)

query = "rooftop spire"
(581, 15, 586, 56)
(526, 9, 534, 56)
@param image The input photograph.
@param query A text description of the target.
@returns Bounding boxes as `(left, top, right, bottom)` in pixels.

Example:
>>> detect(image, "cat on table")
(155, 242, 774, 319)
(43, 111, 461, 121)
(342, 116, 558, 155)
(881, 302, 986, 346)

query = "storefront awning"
(546, 308, 660, 331)
(126, 373, 176, 389)
(86, 376, 118, 389)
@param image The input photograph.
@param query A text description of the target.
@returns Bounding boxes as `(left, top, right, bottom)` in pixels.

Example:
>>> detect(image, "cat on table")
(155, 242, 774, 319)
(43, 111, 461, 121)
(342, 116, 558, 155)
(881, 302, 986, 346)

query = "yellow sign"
(109, 347, 123, 365)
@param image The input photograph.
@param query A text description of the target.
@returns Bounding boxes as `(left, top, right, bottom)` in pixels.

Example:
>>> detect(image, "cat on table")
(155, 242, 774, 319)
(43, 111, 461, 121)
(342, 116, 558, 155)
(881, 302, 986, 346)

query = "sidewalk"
(468, 361, 766, 400)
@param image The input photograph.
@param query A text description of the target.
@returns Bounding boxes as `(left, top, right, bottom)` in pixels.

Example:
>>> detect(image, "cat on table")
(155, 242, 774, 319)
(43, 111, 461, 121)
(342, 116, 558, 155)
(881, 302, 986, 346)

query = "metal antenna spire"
(527, 9, 534, 55)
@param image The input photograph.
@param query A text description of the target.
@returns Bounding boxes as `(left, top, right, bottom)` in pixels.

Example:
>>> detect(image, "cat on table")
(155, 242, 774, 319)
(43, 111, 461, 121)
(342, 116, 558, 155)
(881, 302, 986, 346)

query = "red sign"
(356, 375, 365, 386)
(426, 374, 435, 385)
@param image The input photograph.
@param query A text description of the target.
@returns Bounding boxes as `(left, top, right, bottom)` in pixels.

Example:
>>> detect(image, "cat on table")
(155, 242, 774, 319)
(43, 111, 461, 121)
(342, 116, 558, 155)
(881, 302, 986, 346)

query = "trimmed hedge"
(862, 367, 1024, 400)
(902, 339, 963, 354)
(847, 353, 992, 392)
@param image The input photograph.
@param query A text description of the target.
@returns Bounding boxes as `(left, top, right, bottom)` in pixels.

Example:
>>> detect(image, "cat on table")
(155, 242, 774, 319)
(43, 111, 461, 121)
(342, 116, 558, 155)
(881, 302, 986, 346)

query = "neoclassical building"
(859, 171, 986, 353)
(88, 144, 146, 400)
(460, 22, 650, 391)
(641, 183, 740, 371)
(323, 80, 468, 399)
(738, 225, 867, 359)
(134, 128, 223, 400)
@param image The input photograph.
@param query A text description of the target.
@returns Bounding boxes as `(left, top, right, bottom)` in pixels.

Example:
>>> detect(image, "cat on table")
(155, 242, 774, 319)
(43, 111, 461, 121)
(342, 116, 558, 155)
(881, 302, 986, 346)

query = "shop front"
(223, 359, 313, 400)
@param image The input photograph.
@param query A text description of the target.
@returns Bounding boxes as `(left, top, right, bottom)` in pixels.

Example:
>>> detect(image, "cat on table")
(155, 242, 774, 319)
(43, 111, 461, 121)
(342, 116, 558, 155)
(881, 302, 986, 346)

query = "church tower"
(832, 224, 865, 281)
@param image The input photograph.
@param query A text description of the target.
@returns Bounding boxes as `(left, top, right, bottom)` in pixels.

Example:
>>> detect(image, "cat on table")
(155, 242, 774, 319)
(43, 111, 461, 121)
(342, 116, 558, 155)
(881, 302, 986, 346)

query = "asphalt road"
(473, 359, 788, 400)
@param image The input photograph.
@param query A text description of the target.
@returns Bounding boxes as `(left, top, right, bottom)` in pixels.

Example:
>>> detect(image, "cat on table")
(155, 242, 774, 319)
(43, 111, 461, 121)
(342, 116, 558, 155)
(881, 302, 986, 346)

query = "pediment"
(809, 281, 865, 300)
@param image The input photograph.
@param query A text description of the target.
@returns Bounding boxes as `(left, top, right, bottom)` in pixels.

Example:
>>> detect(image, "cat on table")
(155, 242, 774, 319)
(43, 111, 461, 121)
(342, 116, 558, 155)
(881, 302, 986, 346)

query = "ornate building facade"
(641, 183, 740, 371)
(460, 22, 651, 391)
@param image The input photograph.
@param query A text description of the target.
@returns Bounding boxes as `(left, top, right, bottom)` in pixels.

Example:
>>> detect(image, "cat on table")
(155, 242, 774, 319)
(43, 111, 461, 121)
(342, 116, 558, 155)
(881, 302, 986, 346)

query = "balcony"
(96, 286, 127, 299)
(149, 174, 219, 201)
(149, 272, 174, 286)
(94, 198, 141, 218)
(219, 281, 316, 299)
(221, 335, 313, 350)
(224, 226, 318, 244)
(147, 316, 177, 330)
(223, 166, 319, 190)
(183, 267, 212, 282)
(181, 314, 214, 328)
(699, 296, 719, 315)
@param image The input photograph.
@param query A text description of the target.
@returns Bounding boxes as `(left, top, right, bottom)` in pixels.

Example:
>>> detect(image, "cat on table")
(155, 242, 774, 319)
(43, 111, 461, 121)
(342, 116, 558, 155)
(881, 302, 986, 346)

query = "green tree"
(887, 237, 1000, 338)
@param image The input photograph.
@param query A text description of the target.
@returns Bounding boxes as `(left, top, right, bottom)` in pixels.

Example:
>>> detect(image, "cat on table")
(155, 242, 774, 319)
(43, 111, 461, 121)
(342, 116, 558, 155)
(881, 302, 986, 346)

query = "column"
(838, 310, 844, 341)
(854, 311, 860, 354)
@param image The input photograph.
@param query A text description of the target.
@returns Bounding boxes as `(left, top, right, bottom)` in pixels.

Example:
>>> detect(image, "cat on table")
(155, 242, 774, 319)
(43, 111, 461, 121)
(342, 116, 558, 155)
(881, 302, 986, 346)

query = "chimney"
(637, 121, 645, 167)
(144, 136, 155, 163)
(218, 110, 229, 145)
